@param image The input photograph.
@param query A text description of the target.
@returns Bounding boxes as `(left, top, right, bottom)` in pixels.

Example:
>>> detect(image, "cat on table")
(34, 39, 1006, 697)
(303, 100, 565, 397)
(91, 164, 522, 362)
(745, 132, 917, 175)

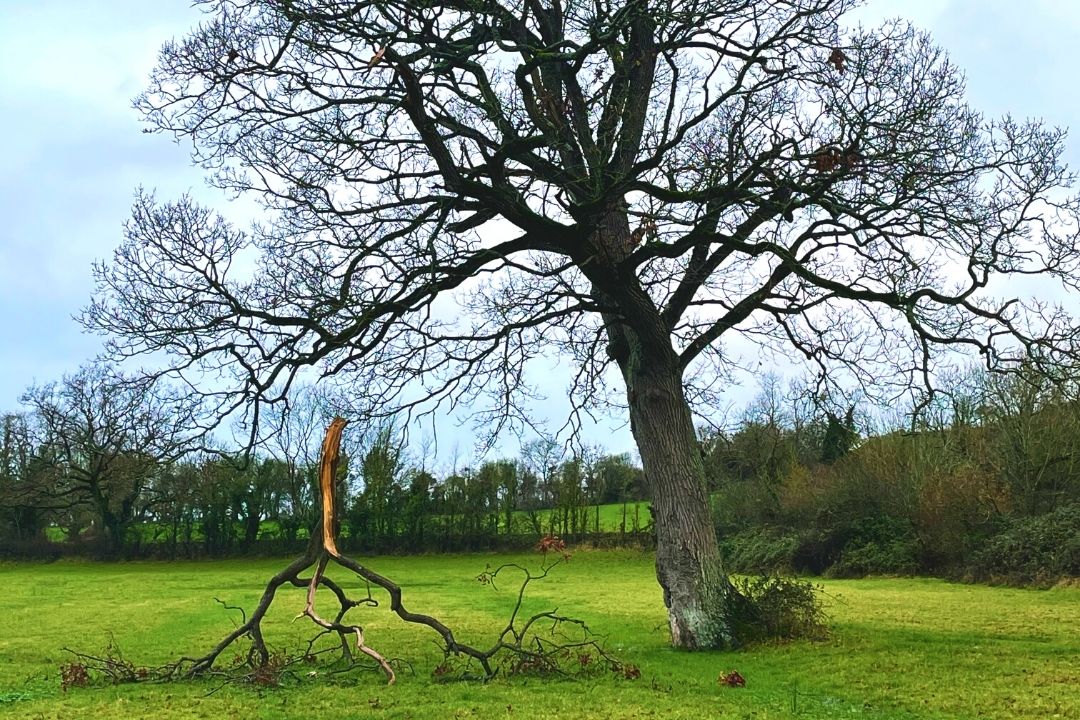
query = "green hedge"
(969, 504, 1080, 583)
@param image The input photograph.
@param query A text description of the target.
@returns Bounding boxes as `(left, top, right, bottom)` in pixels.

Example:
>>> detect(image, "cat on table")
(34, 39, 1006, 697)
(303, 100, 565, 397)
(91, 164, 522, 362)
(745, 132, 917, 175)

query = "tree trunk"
(627, 363, 738, 649)
(243, 505, 261, 546)
(588, 201, 739, 648)
(100, 509, 127, 558)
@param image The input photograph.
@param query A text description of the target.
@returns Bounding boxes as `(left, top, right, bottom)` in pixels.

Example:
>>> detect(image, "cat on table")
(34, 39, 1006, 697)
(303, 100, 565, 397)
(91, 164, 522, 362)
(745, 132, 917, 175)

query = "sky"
(2, 0, 1080, 462)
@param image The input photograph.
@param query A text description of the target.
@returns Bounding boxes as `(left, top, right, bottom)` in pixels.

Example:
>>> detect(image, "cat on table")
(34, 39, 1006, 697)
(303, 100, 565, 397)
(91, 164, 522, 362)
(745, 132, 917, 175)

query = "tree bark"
(626, 360, 738, 649)
(590, 203, 739, 649)
(100, 508, 128, 558)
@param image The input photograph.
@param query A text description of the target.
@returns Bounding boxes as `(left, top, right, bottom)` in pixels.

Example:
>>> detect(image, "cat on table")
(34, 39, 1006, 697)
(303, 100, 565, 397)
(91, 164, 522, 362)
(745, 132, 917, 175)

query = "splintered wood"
(308, 417, 396, 683)
(177, 416, 494, 685)
(319, 417, 347, 556)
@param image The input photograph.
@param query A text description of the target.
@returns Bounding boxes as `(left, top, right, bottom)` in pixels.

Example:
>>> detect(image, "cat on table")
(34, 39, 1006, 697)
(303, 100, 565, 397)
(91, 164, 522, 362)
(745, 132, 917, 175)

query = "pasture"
(0, 550, 1076, 719)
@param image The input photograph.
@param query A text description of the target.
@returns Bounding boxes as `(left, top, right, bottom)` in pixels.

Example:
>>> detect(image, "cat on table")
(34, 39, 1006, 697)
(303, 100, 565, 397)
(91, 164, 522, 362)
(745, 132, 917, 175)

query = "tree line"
(4, 361, 1077, 582)
(703, 369, 1080, 583)
(0, 364, 651, 557)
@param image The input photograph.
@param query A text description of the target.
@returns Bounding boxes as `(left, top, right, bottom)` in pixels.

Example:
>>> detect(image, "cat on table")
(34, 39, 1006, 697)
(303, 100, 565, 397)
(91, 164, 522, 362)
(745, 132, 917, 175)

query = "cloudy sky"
(2, 0, 1080, 459)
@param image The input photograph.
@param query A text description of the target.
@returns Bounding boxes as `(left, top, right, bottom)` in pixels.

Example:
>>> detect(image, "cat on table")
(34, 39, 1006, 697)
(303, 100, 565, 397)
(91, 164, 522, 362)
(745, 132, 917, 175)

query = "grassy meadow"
(0, 550, 1076, 719)
(510, 501, 652, 533)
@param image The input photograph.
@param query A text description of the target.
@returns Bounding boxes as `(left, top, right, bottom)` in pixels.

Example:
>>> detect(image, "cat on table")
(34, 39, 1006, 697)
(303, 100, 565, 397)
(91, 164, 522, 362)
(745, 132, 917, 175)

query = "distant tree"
(468, 462, 502, 536)
(86, 0, 1080, 646)
(20, 364, 198, 554)
(356, 424, 408, 538)
(978, 366, 1080, 515)
(260, 384, 328, 541)
(0, 413, 45, 542)
(401, 468, 434, 544)
(232, 457, 284, 546)
(148, 460, 200, 554)
(820, 407, 858, 465)
(194, 458, 244, 554)
(787, 381, 828, 468)
(552, 457, 590, 534)
(520, 438, 563, 509)
(516, 465, 544, 535)
(593, 452, 644, 505)
(436, 469, 470, 541)
(474, 459, 519, 534)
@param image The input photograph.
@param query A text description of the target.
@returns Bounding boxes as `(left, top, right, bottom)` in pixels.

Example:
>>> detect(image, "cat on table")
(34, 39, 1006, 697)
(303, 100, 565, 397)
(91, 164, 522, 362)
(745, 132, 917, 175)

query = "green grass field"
(511, 501, 652, 533)
(0, 550, 1076, 719)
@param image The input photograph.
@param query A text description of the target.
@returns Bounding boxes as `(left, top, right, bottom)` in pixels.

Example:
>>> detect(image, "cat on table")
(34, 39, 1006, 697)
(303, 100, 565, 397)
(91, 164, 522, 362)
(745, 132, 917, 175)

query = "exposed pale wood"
(318, 417, 348, 556)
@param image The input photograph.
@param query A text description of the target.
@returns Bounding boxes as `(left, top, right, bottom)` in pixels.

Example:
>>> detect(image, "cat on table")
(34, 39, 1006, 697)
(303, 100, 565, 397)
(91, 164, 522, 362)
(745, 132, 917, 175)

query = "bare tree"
(259, 383, 329, 541)
(978, 365, 1080, 515)
(0, 412, 46, 542)
(83, 0, 1080, 646)
(20, 364, 199, 554)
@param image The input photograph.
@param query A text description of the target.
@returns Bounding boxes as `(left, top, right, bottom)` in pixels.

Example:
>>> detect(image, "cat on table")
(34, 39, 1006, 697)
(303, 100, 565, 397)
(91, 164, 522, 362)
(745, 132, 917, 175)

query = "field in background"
(42, 501, 655, 545)
(0, 550, 1076, 719)
(509, 500, 652, 533)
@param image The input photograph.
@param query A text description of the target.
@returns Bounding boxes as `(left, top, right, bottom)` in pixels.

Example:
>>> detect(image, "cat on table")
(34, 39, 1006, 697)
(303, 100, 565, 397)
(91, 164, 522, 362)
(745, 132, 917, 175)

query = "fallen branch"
(174, 418, 495, 683)
(63, 419, 630, 688)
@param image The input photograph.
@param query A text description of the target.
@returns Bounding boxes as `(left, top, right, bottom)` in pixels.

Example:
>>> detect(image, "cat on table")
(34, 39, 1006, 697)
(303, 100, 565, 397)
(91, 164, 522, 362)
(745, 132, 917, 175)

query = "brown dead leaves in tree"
(828, 48, 847, 73)
(811, 142, 863, 174)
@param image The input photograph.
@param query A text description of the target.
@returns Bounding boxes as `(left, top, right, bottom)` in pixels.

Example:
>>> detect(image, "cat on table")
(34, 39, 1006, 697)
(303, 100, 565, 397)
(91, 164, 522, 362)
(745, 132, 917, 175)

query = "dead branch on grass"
(63, 420, 631, 688)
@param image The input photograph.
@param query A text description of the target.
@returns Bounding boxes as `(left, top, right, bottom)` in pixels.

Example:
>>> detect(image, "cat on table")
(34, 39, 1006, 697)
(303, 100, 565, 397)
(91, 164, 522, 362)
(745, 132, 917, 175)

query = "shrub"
(798, 516, 920, 578)
(969, 504, 1080, 583)
(728, 575, 829, 644)
(720, 517, 921, 578)
(829, 536, 920, 578)
(720, 526, 801, 574)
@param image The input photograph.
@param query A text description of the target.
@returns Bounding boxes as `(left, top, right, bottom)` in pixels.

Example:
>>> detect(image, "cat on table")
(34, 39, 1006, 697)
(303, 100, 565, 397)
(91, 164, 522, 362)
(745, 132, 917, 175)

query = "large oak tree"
(85, 0, 1080, 647)
(21, 364, 200, 554)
